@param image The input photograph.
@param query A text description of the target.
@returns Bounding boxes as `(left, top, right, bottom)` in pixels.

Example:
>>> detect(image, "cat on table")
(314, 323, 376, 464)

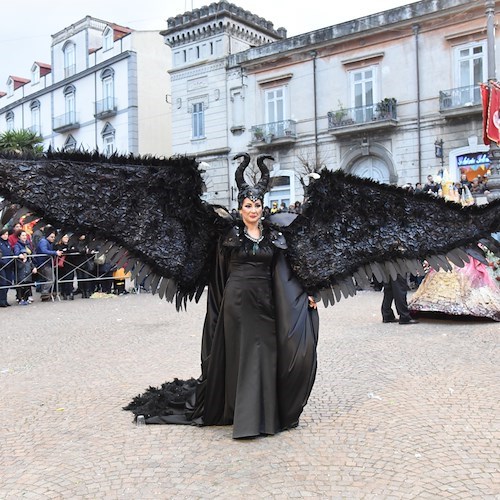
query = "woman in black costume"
(126, 155, 320, 439)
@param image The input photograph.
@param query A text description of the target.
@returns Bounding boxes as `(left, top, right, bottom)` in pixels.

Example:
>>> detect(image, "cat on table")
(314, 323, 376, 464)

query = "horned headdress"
(234, 153, 273, 208)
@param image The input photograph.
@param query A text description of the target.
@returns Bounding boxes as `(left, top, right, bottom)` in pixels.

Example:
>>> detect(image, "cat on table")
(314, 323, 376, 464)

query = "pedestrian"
(381, 274, 418, 325)
(34, 227, 63, 301)
(0, 227, 15, 307)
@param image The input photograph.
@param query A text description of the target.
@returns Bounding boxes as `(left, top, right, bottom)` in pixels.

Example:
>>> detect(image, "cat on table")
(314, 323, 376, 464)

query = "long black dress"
(125, 222, 319, 439)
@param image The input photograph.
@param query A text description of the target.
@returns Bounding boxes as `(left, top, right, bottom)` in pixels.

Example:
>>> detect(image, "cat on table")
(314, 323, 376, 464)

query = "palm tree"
(0, 129, 44, 154)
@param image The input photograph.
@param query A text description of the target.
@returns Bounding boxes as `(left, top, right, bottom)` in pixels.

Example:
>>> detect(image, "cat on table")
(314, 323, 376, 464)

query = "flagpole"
(486, 0, 500, 202)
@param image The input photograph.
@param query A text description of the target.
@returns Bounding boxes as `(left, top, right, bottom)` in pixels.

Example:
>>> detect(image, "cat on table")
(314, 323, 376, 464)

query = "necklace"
(244, 224, 263, 255)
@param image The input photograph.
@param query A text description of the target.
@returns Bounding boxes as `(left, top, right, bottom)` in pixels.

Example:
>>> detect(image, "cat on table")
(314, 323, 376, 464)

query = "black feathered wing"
(284, 169, 500, 306)
(0, 152, 228, 308)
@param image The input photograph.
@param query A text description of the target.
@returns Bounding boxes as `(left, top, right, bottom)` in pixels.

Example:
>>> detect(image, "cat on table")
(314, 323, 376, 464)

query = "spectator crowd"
(0, 219, 130, 308)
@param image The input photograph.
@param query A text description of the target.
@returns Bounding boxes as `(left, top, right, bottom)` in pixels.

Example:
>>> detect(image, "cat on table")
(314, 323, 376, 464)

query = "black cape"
(125, 225, 319, 438)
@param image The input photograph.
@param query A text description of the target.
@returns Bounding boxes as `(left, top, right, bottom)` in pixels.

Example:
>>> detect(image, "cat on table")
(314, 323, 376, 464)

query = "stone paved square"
(0, 289, 498, 498)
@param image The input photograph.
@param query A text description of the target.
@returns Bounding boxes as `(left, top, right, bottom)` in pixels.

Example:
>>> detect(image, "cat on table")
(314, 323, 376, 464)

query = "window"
(30, 100, 41, 135)
(192, 102, 205, 139)
(7, 78, 14, 97)
(101, 122, 115, 156)
(103, 26, 114, 51)
(6, 111, 14, 131)
(265, 172, 293, 209)
(63, 135, 77, 152)
(265, 86, 286, 136)
(101, 69, 115, 112)
(455, 41, 486, 104)
(64, 85, 76, 124)
(31, 65, 40, 85)
(63, 42, 76, 78)
(231, 89, 244, 129)
(350, 66, 377, 122)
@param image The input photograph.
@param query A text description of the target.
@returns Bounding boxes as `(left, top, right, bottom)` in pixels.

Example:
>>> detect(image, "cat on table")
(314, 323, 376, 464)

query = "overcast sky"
(0, 0, 416, 90)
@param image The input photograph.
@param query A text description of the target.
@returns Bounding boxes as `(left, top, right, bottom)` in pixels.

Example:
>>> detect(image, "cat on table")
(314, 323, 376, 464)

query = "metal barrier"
(0, 252, 118, 301)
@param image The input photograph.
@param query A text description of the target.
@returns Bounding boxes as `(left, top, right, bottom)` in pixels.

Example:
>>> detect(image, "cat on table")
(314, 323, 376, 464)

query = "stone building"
(162, 0, 498, 209)
(0, 16, 171, 157)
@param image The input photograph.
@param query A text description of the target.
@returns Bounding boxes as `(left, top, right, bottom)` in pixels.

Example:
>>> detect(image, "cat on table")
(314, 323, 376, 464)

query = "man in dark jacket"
(35, 227, 62, 301)
(381, 274, 419, 325)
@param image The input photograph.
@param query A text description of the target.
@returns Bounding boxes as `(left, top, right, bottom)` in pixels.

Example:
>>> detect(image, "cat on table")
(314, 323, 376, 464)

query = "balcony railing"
(439, 84, 481, 112)
(52, 112, 80, 132)
(328, 101, 397, 131)
(94, 97, 118, 118)
(64, 65, 76, 79)
(250, 119, 297, 143)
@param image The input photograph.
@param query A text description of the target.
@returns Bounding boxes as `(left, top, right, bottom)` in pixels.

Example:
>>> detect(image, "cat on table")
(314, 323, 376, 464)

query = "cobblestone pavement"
(0, 288, 498, 499)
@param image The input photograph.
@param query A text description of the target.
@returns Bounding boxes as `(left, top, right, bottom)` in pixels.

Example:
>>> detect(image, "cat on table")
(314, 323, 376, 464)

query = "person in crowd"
(270, 201, 279, 214)
(279, 201, 287, 213)
(414, 182, 423, 194)
(294, 201, 302, 214)
(73, 235, 94, 299)
(8, 222, 23, 249)
(31, 222, 50, 252)
(113, 267, 128, 295)
(0, 227, 15, 307)
(13, 230, 37, 305)
(423, 174, 440, 195)
(93, 246, 114, 295)
(262, 206, 271, 218)
(381, 274, 418, 325)
(54, 233, 77, 300)
(34, 227, 63, 302)
(470, 177, 485, 195)
(459, 172, 471, 190)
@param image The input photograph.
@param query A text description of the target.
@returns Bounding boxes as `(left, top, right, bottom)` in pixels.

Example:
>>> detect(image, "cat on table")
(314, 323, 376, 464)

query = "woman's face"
(18, 231, 27, 243)
(240, 198, 263, 226)
(0, 231, 8, 240)
(62, 235, 69, 244)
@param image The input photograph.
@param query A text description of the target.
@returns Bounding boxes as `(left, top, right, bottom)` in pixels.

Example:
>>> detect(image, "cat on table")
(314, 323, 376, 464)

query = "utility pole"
(485, 0, 500, 201)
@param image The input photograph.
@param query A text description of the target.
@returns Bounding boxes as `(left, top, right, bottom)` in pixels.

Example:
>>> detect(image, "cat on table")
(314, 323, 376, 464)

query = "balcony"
(64, 65, 76, 79)
(439, 85, 482, 119)
(94, 98, 118, 119)
(52, 112, 80, 132)
(250, 120, 297, 148)
(328, 99, 398, 137)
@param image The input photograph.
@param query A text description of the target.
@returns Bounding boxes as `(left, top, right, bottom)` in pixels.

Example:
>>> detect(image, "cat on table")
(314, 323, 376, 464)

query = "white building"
(162, 0, 499, 209)
(0, 16, 172, 157)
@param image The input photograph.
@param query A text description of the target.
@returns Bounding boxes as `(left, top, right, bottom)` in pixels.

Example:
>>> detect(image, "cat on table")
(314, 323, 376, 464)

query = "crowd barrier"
(0, 252, 121, 301)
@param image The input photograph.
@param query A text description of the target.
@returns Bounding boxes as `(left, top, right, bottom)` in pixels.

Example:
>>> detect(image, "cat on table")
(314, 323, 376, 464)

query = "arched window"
(63, 85, 76, 124)
(101, 122, 115, 156)
(100, 68, 115, 113)
(6, 111, 14, 131)
(63, 135, 77, 152)
(30, 100, 41, 135)
(103, 26, 114, 51)
(63, 41, 76, 78)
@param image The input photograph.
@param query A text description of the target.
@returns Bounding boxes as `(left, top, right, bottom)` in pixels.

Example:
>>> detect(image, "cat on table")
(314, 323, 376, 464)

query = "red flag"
(480, 83, 490, 145)
(486, 82, 500, 146)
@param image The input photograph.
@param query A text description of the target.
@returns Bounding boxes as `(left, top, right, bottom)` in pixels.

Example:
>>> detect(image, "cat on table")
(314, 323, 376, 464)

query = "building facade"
(0, 16, 172, 157)
(162, 0, 499, 209)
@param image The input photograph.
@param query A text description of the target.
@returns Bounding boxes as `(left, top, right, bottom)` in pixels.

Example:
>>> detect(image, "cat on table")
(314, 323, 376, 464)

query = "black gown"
(125, 223, 319, 439)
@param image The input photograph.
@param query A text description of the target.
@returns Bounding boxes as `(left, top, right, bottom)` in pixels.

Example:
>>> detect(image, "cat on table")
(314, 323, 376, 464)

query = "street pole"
(486, 0, 500, 202)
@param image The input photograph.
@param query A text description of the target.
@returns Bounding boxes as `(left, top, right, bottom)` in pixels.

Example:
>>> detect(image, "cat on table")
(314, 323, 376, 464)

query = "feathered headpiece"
(234, 153, 272, 208)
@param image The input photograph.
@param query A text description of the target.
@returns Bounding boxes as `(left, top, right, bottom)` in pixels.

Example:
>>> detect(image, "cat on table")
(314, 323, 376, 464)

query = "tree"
(0, 129, 44, 154)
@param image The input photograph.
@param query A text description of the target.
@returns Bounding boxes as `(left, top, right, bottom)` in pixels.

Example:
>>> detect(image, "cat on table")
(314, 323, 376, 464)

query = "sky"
(0, 0, 415, 90)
